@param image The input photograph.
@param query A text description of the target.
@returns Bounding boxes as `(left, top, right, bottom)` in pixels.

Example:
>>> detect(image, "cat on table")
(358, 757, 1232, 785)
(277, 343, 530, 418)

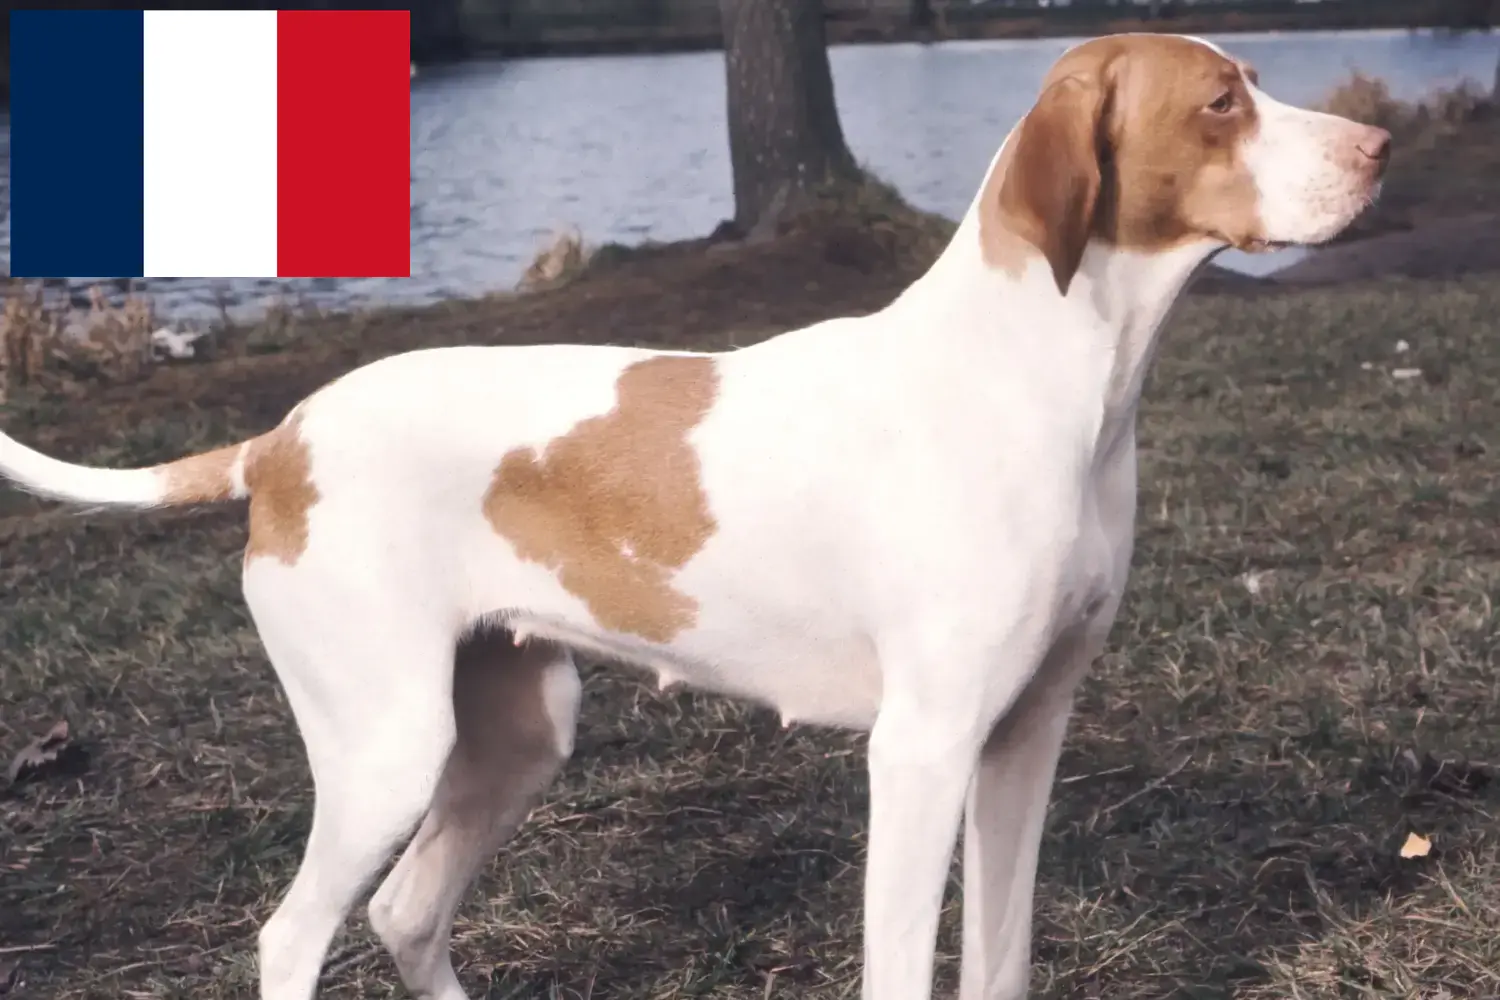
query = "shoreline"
(7, 207, 1475, 347)
(1, 75, 1494, 398)
(9, 190, 1497, 352)
(4, 205, 1495, 407)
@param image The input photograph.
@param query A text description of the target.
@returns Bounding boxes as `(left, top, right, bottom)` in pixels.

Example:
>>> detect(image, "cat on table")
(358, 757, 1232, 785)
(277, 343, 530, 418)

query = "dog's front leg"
(956, 629, 1100, 1000)
(862, 704, 978, 1000)
(860, 632, 1015, 1000)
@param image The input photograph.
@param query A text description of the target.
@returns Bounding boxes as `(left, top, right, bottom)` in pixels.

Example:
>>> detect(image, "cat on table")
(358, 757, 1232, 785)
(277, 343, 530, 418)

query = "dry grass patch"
(0, 281, 156, 400)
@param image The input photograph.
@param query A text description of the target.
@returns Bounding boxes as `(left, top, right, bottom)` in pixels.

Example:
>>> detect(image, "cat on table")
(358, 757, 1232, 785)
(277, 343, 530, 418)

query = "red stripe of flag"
(277, 10, 410, 278)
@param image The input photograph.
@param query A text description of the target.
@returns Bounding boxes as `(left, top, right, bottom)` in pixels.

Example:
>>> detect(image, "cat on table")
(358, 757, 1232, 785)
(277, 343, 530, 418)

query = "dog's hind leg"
(247, 577, 461, 1000)
(366, 631, 581, 1000)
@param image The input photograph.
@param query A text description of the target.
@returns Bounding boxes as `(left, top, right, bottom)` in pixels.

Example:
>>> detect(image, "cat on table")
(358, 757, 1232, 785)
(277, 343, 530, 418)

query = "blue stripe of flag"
(11, 10, 146, 278)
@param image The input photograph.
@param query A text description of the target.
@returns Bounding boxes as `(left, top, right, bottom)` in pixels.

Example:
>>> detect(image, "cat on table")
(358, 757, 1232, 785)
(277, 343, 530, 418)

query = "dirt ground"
(3, 114, 1500, 999)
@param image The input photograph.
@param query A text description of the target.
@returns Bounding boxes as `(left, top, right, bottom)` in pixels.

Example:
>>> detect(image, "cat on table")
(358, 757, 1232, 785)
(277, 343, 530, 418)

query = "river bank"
(4, 68, 1495, 404)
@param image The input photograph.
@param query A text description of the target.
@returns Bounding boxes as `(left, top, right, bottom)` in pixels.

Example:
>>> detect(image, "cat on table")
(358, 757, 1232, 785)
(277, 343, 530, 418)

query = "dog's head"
(982, 33, 1390, 294)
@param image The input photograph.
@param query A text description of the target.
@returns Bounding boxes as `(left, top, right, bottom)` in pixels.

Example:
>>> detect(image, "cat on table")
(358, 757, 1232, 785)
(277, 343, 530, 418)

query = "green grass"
(3, 269, 1500, 998)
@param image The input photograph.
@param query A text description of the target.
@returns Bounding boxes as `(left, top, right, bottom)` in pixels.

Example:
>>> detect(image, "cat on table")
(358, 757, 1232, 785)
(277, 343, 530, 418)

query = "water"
(1, 28, 1494, 326)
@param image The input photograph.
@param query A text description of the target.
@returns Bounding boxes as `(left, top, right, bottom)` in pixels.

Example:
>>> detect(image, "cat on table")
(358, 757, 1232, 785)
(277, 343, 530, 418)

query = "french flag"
(10, 9, 411, 279)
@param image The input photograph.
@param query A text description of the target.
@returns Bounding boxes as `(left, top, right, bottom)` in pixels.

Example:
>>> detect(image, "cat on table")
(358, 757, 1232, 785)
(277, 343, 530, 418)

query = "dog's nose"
(1356, 125, 1392, 173)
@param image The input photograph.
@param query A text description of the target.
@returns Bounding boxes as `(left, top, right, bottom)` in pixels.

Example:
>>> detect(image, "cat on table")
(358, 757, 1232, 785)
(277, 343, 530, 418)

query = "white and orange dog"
(0, 34, 1387, 1000)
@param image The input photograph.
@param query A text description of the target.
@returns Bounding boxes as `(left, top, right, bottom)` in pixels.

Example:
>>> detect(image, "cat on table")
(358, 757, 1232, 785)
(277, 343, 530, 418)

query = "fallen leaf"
(7, 720, 89, 787)
(1399, 831, 1432, 859)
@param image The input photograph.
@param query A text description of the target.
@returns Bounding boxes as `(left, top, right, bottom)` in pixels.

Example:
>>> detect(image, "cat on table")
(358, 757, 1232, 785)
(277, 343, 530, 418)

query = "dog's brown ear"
(996, 75, 1105, 296)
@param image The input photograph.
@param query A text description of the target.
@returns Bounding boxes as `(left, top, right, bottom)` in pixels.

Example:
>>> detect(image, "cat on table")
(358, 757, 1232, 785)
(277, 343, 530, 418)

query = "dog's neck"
(1062, 238, 1220, 440)
(893, 181, 1219, 454)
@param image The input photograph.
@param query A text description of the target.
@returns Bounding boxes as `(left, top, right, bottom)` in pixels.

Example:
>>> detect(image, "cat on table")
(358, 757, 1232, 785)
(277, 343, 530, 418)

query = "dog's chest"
(1061, 453, 1138, 633)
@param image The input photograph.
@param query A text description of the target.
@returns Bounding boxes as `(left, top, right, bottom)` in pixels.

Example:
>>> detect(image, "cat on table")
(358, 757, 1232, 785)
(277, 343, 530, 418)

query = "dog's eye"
(1207, 91, 1235, 114)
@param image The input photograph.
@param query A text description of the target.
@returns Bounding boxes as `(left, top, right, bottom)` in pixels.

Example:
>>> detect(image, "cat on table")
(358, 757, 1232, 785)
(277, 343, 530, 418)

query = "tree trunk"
(719, 0, 860, 239)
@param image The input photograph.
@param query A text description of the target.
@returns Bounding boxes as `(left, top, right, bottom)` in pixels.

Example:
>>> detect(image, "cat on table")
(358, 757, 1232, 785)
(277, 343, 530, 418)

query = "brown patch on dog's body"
(979, 34, 1268, 291)
(159, 445, 239, 505)
(484, 355, 720, 643)
(243, 414, 320, 567)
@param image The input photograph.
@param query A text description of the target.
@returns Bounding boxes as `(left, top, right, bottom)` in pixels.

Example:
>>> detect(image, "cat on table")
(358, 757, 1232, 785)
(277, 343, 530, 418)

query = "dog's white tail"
(0, 429, 253, 508)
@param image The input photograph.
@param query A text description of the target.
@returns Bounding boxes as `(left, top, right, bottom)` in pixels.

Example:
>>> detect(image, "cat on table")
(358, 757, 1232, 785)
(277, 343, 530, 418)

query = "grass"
(4, 268, 1500, 998)
(3, 73, 1500, 1000)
